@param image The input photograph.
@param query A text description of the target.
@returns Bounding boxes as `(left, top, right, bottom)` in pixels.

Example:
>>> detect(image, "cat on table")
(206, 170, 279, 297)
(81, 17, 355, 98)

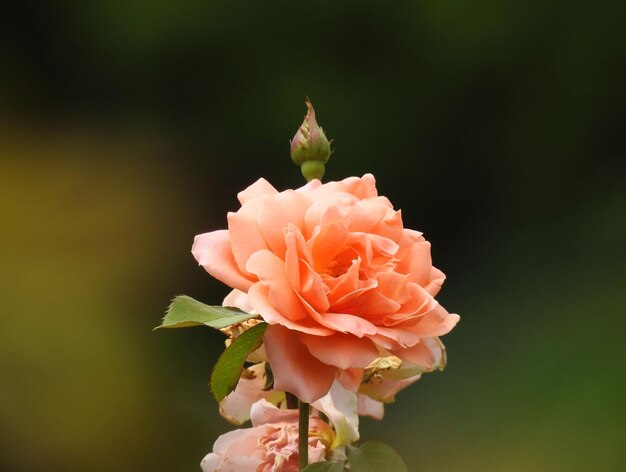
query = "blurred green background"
(1, 1, 625, 471)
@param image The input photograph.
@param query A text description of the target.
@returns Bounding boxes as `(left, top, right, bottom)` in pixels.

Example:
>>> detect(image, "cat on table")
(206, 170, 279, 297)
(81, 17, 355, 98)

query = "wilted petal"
(359, 373, 422, 403)
(357, 393, 384, 420)
(219, 363, 284, 425)
(393, 337, 446, 371)
(312, 380, 359, 448)
(200, 453, 221, 472)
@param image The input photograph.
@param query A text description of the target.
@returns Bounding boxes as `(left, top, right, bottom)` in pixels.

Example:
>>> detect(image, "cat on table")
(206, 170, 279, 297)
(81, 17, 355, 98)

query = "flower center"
(322, 247, 359, 278)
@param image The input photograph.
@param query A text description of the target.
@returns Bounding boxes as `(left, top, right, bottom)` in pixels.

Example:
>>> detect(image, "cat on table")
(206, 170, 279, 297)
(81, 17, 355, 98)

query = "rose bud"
(290, 99, 332, 181)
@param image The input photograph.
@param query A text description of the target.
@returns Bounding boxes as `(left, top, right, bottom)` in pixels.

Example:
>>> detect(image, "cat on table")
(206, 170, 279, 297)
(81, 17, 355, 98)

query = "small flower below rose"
(311, 380, 359, 449)
(221, 372, 359, 450)
(201, 400, 333, 472)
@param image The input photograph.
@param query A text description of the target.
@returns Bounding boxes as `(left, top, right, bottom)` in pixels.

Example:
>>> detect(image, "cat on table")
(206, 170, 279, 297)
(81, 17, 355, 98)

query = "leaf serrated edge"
(153, 295, 186, 330)
(155, 294, 257, 330)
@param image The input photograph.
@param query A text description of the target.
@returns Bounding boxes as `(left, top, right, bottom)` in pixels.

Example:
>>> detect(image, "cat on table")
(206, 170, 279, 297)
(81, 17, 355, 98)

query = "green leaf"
(301, 461, 345, 472)
(157, 295, 257, 329)
(210, 322, 268, 402)
(346, 441, 408, 472)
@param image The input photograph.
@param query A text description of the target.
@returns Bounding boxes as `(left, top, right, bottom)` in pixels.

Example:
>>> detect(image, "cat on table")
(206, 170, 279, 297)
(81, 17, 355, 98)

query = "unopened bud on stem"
(290, 99, 332, 181)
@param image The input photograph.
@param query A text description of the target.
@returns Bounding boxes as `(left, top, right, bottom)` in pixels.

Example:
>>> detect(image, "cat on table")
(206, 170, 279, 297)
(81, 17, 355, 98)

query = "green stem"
(298, 400, 309, 471)
(286, 392, 298, 410)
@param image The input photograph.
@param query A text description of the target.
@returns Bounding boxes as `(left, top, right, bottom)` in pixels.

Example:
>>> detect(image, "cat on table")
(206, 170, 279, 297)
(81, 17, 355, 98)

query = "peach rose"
(193, 174, 459, 402)
(201, 400, 332, 472)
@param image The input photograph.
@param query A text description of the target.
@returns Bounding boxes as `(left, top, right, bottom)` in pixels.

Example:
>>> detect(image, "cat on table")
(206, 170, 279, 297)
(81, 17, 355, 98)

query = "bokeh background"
(1, 1, 625, 471)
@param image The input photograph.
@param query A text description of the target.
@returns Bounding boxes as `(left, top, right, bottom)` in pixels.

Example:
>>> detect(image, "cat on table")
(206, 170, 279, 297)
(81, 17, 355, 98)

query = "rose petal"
(317, 312, 379, 337)
(395, 230, 430, 280)
(368, 326, 422, 349)
(348, 232, 399, 266)
(284, 228, 301, 290)
(222, 289, 253, 312)
(376, 272, 410, 303)
(296, 290, 379, 337)
(309, 442, 327, 464)
(249, 398, 299, 427)
(192, 230, 254, 291)
(312, 380, 359, 448)
(336, 368, 364, 392)
(357, 393, 385, 420)
(359, 373, 421, 403)
(296, 178, 322, 193)
(212, 427, 264, 456)
(336, 288, 400, 319)
(297, 258, 330, 314)
(309, 221, 350, 273)
(424, 266, 446, 296)
(341, 173, 378, 199)
(344, 200, 400, 242)
(327, 265, 378, 309)
(393, 337, 446, 370)
(217, 455, 263, 472)
(300, 332, 378, 370)
(258, 190, 311, 257)
(248, 284, 333, 335)
(219, 363, 284, 425)
(380, 283, 437, 325)
(263, 325, 336, 403)
(393, 342, 436, 369)
(370, 207, 403, 241)
(237, 177, 278, 205)
(246, 250, 308, 321)
(301, 180, 350, 203)
(200, 453, 221, 472)
(228, 197, 269, 275)
(303, 193, 354, 238)
(414, 304, 460, 337)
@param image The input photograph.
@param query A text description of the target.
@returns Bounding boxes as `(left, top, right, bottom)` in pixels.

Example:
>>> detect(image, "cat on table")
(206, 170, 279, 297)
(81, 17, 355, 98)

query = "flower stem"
(298, 400, 309, 471)
(286, 392, 298, 409)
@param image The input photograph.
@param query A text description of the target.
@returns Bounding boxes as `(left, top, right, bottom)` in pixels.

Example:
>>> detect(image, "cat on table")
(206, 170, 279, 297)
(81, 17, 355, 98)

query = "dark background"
(1, 1, 625, 471)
